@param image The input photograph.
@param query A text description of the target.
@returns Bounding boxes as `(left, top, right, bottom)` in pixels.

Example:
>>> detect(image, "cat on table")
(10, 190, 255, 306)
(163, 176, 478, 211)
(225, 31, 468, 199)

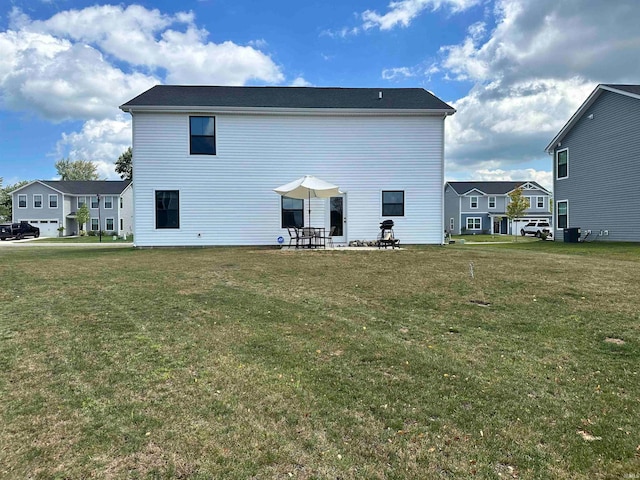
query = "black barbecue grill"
(377, 220, 400, 249)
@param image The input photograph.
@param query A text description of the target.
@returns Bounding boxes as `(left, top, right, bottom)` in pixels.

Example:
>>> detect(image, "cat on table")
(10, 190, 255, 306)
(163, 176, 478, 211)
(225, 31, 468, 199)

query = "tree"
(115, 147, 132, 180)
(0, 180, 29, 222)
(76, 203, 90, 234)
(55, 159, 101, 180)
(506, 186, 529, 241)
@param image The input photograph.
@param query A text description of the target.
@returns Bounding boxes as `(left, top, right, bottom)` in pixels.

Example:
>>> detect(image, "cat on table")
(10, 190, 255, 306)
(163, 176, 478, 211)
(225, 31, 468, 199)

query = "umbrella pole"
(308, 191, 311, 228)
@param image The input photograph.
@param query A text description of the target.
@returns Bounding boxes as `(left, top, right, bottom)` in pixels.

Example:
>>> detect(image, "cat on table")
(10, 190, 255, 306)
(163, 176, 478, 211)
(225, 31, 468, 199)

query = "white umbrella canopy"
(273, 175, 341, 199)
(274, 175, 342, 228)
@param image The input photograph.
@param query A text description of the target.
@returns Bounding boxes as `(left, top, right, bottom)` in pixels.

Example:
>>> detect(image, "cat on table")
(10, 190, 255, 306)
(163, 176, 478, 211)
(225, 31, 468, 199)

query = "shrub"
(87, 230, 96, 236)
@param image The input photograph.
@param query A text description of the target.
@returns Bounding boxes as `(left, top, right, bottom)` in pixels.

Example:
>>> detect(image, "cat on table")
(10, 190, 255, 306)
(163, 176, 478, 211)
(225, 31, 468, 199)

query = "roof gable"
(120, 85, 455, 113)
(545, 83, 640, 153)
(446, 181, 549, 196)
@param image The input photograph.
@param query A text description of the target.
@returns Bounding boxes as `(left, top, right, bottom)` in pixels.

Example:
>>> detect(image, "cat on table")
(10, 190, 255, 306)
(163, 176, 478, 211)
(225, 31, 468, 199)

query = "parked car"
(0, 222, 40, 240)
(521, 221, 552, 238)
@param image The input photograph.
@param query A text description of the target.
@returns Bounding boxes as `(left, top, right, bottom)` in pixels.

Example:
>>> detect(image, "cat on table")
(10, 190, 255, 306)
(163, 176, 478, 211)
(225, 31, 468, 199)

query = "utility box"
(563, 227, 581, 243)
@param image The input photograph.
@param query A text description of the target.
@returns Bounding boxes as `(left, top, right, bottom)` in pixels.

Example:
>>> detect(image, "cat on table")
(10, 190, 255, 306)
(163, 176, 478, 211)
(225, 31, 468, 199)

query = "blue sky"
(1, 0, 639, 189)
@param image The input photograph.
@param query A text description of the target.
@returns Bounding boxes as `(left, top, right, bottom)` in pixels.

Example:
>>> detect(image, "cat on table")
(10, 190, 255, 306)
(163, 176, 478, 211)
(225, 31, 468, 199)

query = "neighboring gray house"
(444, 181, 552, 235)
(11, 180, 133, 237)
(545, 84, 640, 242)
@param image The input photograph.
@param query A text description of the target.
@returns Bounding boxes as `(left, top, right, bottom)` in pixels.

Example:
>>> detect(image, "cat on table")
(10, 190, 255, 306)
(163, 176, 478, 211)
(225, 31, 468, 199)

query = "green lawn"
(450, 234, 539, 243)
(1, 243, 639, 478)
(33, 235, 133, 243)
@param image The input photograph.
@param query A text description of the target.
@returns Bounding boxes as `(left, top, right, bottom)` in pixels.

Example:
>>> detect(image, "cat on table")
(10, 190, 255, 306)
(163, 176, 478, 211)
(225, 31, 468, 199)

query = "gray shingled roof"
(446, 181, 548, 195)
(120, 85, 455, 112)
(40, 180, 131, 195)
(603, 84, 640, 96)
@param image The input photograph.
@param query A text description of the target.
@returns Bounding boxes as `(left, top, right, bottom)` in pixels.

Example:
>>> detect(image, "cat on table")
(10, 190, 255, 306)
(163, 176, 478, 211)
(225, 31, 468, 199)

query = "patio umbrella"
(274, 175, 342, 227)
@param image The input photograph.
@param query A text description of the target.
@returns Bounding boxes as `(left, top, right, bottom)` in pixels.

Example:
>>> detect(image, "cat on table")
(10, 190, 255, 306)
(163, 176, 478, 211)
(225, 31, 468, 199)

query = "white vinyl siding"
(132, 112, 446, 246)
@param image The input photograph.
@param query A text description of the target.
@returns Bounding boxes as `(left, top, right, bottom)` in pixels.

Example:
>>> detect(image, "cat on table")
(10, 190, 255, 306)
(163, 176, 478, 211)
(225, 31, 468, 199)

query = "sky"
(1, 0, 639, 190)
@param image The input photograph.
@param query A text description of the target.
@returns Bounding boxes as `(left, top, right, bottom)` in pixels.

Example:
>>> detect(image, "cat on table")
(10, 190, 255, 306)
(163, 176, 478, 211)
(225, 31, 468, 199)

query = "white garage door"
(24, 220, 60, 237)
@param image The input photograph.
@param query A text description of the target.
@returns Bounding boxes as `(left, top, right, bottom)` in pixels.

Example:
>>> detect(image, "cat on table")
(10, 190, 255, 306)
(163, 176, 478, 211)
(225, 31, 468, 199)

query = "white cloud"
(290, 77, 313, 87)
(362, 0, 481, 31)
(441, 0, 640, 176)
(381, 67, 416, 81)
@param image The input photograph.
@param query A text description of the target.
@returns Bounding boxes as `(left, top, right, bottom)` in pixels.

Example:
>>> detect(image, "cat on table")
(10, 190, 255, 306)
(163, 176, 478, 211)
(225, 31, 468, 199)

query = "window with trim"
(281, 197, 304, 228)
(524, 197, 532, 208)
(470, 196, 478, 208)
(449, 218, 454, 231)
(488, 196, 496, 209)
(18, 195, 27, 208)
(466, 217, 482, 230)
(557, 201, 568, 229)
(190, 116, 216, 155)
(34, 194, 43, 208)
(91, 218, 99, 231)
(382, 190, 404, 216)
(120, 197, 123, 208)
(106, 218, 114, 231)
(537, 196, 545, 208)
(104, 196, 113, 209)
(91, 196, 99, 209)
(49, 194, 58, 208)
(78, 196, 86, 209)
(557, 149, 568, 179)
(120, 219, 124, 230)
(156, 190, 180, 229)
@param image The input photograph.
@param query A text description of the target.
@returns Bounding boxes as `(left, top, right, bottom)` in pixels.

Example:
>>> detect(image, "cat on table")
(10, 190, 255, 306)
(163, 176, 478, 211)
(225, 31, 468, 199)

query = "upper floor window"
(91, 196, 99, 209)
(470, 196, 478, 209)
(18, 194, 27, 208)
(525, 197, 532, 208)
(49, 194, 58, 208)
(104, 196, 113, 209)
(537, 196, 545, 208)
(557, 149, 568, 179)
(281, 197, 304, 228)
(78, 196, 86, 209)
(120, 197, 123, 208)
(382, 190, 404, 216)
(488, 196, 496, 209)
(34, 194, 43, 208)
(190, 116, 216, 155)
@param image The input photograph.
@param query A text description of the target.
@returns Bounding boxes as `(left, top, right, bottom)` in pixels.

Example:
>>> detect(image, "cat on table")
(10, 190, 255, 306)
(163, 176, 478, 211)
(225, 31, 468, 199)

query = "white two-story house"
(444, 181, 552, 235)
(120, 86, 455, 247)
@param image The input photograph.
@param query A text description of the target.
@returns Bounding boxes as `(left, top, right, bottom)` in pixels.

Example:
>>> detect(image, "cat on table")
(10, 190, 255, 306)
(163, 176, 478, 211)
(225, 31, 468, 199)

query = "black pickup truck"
(0, 222, 40, 240)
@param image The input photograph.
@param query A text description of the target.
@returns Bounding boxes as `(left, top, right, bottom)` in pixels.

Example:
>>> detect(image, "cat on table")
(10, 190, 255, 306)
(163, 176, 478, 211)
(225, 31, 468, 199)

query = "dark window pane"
(281, 197, 304, 228)
(191, 137, 216, 155)
(190, 116, 216, 155)
(382, 203, 403, 216)
(156, 190, 180, 229)
(382, 190, 404, 217)
(383, 191, 403, 204)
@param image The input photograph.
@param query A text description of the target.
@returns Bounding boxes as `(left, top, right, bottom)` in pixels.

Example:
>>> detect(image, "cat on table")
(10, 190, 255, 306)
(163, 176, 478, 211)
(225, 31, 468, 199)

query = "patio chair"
(287, 227, 303, 248)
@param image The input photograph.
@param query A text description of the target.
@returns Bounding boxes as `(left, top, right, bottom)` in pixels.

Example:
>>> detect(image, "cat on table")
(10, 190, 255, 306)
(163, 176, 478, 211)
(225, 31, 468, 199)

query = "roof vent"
(378, 91, 383, 100)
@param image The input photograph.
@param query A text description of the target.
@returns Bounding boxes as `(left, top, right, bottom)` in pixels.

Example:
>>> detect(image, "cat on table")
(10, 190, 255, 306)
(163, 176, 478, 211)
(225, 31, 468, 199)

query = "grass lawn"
(1, 243, 639, 478)
(450, 234, 539, 243)
(33, 235, 133, 243)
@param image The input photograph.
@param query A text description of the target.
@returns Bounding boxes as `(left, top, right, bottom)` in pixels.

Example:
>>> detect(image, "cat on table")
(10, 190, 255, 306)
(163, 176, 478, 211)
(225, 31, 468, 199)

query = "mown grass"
(1, 244, 639, 479)
(32, 235, 132, 243)
(451, 234, 539, 243)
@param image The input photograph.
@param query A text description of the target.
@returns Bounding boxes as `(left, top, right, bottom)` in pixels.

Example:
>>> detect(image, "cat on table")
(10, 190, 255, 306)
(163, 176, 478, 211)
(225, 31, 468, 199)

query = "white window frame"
(91, 196, 99, 209)
(18, 194, 27, 209)
(33, 194, 43, 209)
(78, 196, 86, 209)
(556, 200, 568, 230)
(525, 196, 532, 208)
(104, 196, 113, 209)
(470, 196, 479, 209)
(488, 196, 496, 209)
(105, 218, 115, 231)
(556, 148, 569, 180)
(449, 218, 454, 231)
(49, 194, 58, 209)
(536, 196, 545, 209)
(466, 217, 482, 230)
(90, 218, 99, 231)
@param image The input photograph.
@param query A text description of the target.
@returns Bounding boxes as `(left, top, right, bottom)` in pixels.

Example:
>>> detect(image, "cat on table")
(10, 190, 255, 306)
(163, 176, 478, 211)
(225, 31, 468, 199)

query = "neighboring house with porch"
(11, 180, 133, 237)
(545, 84, 640, 242)
(444, 181, 552, 235)
(120, 85, 455, 247)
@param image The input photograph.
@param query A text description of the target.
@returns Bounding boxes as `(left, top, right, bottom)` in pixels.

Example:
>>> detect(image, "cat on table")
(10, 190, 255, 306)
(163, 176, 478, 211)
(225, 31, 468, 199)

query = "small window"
(91, 196, 99, 209)
(470, 196, 478, 209)
(104, 196, 113, 209)
(120, 219, 124, 230)
(466, 217, 481, 230)
(488, 196, 496, 209)
(78, 196, 86, 209)
(156, 190, 180, 229)
(18, 194, 27, 208)
(49, 194, 58, 208)
(40, 220, 48, 224)
(537, 196, 545, 208)
(34, 194, 43, 208)
(449, 218, 454, 231)
(382, 191, 404, 216)
(91, 218, 99, 231)
(557, 201, 568, 229)
(51, 220, 58, 224)
(106, 218, 114, 230)
(281, 197, 304, 228)
(120, 197, 123, 208)
(557, 149, 568, 179)
(190, 116, 216, 155)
